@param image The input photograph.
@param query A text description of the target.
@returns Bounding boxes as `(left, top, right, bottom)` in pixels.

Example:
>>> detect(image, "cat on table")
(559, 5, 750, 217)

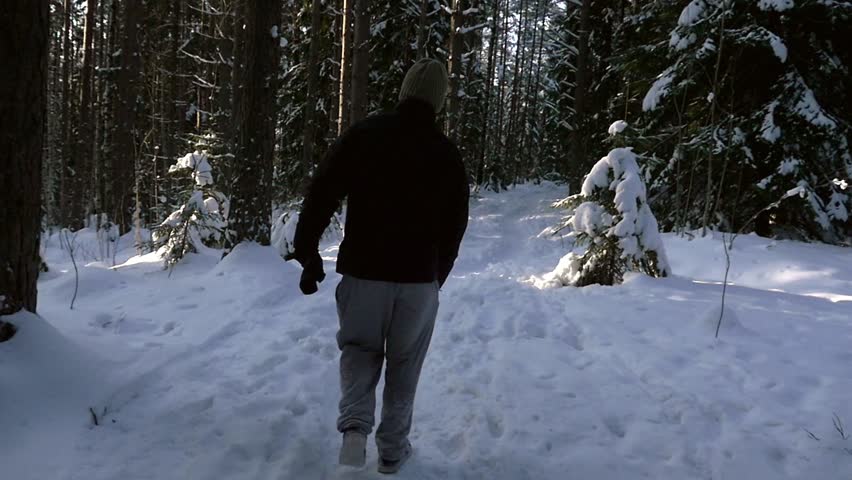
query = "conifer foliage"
(550, 122, 670, 287)
(153, 152, 228, 268)
(632, 0, 852, 242)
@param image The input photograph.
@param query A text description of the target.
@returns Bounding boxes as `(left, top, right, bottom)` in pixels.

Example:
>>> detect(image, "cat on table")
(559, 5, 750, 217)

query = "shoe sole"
(377, 447, 412, 474)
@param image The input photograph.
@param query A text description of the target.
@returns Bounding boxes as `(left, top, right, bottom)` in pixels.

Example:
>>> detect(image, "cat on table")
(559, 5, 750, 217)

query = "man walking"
(292, 59, 469, 474)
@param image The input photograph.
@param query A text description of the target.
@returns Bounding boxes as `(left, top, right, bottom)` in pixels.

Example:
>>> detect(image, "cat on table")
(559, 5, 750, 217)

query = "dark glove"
(297, 252, 326, 295)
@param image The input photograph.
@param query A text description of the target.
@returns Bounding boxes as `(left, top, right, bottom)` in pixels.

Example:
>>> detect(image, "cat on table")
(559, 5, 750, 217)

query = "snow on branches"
(153, 151, 228, 268)
(546, 122, 671, 287)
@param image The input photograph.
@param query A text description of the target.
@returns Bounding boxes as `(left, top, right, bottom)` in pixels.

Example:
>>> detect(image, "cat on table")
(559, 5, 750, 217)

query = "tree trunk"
(527, 0, 546, 168)
(475, 0, 501, 185)
(0, 0, 48, 339)
(494, 0, 510, 182)
(162, 0, 181, 167)
(227, 0, 282, 247)
(574, 0, 590, 123)
(301, 0, 324, 175)
(337, 0, 354, 135)
(505, 0, 527, 178)
(214, 2, 234, 138)
(60, 0, 76, 227)
(569, 0, 591, 190)
(416, 0, 429, 60)
(114, 0, 142, 233)
(78, 0, 99, 221)
(349, 0, 370, 123)
(45, 9, 64, 226)
(98, 0, 120, 219)
(446, 0, 466, 139)
(519, 0, 544, 170)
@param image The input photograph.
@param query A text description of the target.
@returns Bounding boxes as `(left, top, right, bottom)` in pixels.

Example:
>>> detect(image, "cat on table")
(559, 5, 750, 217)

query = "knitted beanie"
(398, 59, 449, 113)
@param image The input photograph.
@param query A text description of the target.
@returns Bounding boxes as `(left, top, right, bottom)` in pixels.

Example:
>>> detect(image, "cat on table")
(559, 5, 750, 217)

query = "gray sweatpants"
(335, 275, 439, 460)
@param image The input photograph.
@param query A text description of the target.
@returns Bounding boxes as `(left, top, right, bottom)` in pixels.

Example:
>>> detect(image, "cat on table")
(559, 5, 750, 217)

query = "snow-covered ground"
(2, 182, 851, 479)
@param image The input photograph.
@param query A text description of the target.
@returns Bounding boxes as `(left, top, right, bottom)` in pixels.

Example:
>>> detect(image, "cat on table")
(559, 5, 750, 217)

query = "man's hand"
(297, 252, 326, 295)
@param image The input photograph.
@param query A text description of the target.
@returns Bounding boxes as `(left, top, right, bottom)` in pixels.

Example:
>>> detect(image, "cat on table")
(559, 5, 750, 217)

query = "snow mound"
(48, 263, 124, 301)
(1, 311, 108, 474)
(698, 304, 754, 336)
(211, 242, 297, 279)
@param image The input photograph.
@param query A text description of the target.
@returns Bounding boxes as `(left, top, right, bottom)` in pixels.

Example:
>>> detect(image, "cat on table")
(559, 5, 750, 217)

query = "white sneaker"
(339, 431, 367, 467)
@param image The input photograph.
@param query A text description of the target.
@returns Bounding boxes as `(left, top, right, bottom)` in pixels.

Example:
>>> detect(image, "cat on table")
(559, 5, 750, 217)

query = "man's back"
(294, 98, 469, 287)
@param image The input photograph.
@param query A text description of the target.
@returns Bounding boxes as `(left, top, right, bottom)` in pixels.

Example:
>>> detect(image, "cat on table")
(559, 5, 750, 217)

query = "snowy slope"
(2, 182, 851, 480)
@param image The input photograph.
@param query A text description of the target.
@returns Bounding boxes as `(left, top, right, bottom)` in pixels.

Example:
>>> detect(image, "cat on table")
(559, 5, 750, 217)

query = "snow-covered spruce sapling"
(551, 121, 671, 286)
(152, 151, 228, 268)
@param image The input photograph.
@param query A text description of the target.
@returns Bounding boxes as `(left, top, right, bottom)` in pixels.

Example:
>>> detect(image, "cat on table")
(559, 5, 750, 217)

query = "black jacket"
(293, 99, 469, 286)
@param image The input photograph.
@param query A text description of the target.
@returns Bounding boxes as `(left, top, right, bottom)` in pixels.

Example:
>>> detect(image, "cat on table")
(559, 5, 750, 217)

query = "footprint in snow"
(286, 399, 308, 417)
(435, 431, 466, 459)
(486, 411, 505, 439)
(248, 353, 289, 376)
(602, 415, 627, 439)
(155, 321, 177, 336)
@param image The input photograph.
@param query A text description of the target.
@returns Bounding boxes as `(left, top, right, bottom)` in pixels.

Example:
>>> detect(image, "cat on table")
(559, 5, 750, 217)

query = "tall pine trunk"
(337, 0, 354, 135)
(569, 0, 591, 192)
(349, 0, 370, 124)
(114, 0, 141, 233)
(476, 0, 501, 185)
(416, 0, 429, 60)
(78, 0, 99, 220)
(505, 0, 527, 179)
(60, 0, 76, 227)
(301, 0, 324, 176)
(0, 0, 48, 340)
(227, 0, 282, 247)
(446, 0, 466, 139)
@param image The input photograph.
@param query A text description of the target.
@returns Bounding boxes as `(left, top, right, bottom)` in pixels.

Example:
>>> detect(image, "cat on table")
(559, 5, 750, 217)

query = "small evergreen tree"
(152, 151, 227, 268)
(551, 121, 671, 287)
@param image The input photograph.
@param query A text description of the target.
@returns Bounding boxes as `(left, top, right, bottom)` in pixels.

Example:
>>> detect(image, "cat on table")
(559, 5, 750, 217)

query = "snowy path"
(3, 183, 851, 479)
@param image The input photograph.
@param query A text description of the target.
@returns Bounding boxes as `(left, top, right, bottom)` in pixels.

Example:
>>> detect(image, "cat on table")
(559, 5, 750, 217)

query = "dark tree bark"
(569, 0, 591, 191)
(214, 1, 234, 137)
(301, 0, 324, 172)
(349, 0, 370, 123)
(505, 0, 527, 175)
(114, 0, 142, 232)
(0, 0, 48, 340)
(494, 0, 510, 179)
(227, 0, 282, 246)
(45, 7, 65, 226)
(446, 0, 466, 139)
(574, 0, 591, 123)
(97, 0, 120, 218)
(60, 0, 78, 227)
(475, 0, 501, 185)
(337, 0, 353, 135)
(526, 0, 547, 166)
(416, 0, 429, 60)
(162, 0, 182, 167)
(78, 0, 99, 220)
